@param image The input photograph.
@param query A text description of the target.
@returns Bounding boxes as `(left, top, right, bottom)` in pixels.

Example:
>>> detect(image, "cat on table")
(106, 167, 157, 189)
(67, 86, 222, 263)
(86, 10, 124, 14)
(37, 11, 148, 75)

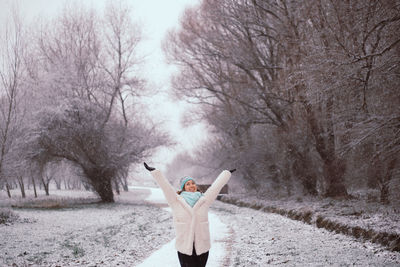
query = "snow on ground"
(211, 200, 400, 266)
(132, 186, 230, 267)
(221, 193, 400, 236)
(2, 187, 400, 266)
(0, 189, 175, 266)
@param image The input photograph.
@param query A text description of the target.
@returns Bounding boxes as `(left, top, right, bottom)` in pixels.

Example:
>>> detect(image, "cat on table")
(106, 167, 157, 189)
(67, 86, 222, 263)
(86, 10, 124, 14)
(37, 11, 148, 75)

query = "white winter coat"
(150, 169, 231, 256)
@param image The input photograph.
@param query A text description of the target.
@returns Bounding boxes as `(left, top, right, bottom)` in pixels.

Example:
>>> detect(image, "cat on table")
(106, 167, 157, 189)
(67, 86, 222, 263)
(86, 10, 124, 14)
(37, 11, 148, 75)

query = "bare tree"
(165, 0, 399, 199)
(99, 1, 148, 190)
(164, 0, 321, 196)
(100, 1, 145, 124)
(17, 2, 168, 202)
(0, 5, 29, 198)
(25, 99, 168, 202)
(302, 0, 400, 198)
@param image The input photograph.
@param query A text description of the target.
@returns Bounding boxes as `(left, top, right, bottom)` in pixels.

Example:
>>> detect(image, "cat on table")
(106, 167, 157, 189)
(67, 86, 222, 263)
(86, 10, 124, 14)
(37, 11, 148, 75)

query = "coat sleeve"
(150, 170, 177, 206)
(203, 170, 231, 206)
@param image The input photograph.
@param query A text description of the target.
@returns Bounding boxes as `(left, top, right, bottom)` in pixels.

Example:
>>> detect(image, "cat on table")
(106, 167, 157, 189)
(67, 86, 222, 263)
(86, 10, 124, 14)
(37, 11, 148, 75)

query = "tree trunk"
(380, 182, 389, 204)
(41, 178, 50, 196)
(32, 177, 37, 198)
(323, 158, 348, 198)
(291, 154, 318, 196)
(379, 158, 397, 204)
(6, 182, 11, 198)
(305, 99, 348, 198)
(55, 179, 61, 190)
(114, 179, 120, 195)
(277, 123, 319, 197)
(17, 176, 26, 198)
(301, 175, 318, 196)
(121, 176, 129, 192)
(281, 163, 293, 197)
(86, 168, 114, 202)
(93, 177, 114, 202)
(244, 167, 261, 195)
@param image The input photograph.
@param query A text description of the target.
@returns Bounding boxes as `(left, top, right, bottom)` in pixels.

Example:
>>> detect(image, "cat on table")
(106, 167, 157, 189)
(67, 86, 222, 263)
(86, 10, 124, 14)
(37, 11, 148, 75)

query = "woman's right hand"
(144, 162, 155, 171)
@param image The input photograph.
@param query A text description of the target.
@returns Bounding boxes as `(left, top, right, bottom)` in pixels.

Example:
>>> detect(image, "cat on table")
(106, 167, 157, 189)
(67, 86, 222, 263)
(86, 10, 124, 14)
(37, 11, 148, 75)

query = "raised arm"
(144, 162, 177, 205)
(203, 169, 235, 205)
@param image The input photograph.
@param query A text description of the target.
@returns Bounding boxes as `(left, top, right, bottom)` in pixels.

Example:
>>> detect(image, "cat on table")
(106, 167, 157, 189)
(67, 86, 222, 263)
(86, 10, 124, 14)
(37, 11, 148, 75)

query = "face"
(184, 180, 197, 192)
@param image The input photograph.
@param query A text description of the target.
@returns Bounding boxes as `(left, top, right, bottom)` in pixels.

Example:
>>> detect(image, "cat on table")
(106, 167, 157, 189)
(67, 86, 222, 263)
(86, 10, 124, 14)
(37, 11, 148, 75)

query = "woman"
(143, 162, 235, 267)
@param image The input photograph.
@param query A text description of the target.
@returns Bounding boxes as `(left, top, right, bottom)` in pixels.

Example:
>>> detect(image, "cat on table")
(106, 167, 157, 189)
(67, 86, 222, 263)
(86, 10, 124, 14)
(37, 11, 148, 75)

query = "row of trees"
(165, 0, 400, 203)
(0, 2, 168, 202)
(3, 159, 90, 198)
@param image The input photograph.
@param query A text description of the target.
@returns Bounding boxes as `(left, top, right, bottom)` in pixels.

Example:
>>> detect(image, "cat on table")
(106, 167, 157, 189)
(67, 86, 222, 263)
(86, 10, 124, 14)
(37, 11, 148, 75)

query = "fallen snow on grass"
(212, 200, 400, 266)
(0, 189, 174, 266)
(2, 187, 398, 266)
(0, 189, 99, 208)
(222, 193, 400, 235)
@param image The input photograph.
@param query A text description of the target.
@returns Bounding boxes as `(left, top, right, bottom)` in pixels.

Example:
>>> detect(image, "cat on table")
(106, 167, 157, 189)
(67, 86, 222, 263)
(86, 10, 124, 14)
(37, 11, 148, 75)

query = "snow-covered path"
(132, 186, 230, 267)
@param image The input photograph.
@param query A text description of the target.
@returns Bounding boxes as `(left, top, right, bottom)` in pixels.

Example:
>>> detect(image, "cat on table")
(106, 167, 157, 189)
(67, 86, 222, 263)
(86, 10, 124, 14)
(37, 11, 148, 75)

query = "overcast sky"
(0, 0, 208, 176)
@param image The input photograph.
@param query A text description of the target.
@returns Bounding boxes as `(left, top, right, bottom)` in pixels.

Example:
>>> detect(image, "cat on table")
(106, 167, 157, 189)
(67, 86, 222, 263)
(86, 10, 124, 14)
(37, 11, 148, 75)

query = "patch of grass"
(26, 254, 44, 264)
(72, 246, 85, 257)
(11, 197, 101, 209)
(390, 237, 400, 252)
(61, 239, 85, 257)
(337, 224, 350, 235)
(100, 225, 121, 247)
(0, 208, 19, 224)
(302, 211, 313, 224)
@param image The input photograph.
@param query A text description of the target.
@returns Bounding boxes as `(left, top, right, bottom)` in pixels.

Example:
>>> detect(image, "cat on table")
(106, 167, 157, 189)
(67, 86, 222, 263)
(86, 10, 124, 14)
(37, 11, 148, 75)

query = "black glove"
(229, 169, 236, 173)
(144, 162, 155, 171)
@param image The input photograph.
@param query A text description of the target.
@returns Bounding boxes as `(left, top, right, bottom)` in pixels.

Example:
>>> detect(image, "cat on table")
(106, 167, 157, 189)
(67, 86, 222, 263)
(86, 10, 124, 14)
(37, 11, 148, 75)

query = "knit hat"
(179, 176, 196, 191)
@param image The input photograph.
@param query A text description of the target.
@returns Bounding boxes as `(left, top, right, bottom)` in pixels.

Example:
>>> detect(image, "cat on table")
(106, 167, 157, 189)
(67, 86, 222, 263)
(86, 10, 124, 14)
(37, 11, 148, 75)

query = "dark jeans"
(177, 245, 209, 267)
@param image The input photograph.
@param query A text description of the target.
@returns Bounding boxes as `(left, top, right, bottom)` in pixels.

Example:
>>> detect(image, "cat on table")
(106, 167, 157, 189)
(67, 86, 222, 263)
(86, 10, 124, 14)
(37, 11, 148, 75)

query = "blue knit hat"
(180, 176, 196, 191)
